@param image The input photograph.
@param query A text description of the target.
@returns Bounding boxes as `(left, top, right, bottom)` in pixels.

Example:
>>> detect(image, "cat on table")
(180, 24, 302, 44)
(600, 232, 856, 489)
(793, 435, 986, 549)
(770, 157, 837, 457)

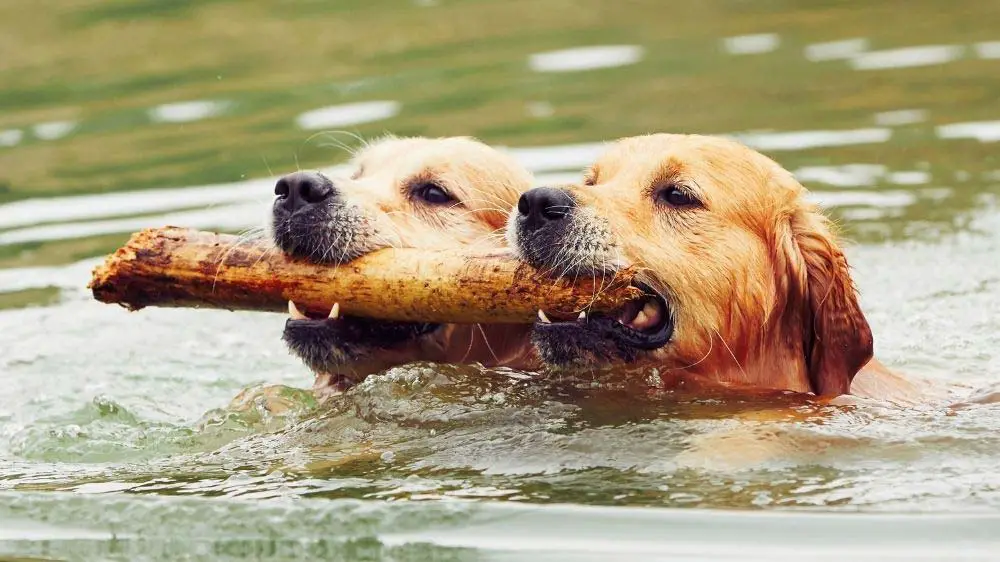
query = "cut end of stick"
(88, 226, 191, 311)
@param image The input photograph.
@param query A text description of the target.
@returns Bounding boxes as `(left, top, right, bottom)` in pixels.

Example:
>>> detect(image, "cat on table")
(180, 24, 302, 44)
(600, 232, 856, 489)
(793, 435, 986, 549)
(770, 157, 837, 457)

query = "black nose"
(274, 171, 335, 212)
(517, 187, 575, 231)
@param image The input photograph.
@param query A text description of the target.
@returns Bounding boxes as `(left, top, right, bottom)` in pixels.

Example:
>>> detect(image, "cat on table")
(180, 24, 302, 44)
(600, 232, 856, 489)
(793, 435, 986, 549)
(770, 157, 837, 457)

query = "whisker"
(212, 227, 269, 291)
(472, 323, 501, 365)
(712, 328, 748, 382)
(663, 334, 715, 372)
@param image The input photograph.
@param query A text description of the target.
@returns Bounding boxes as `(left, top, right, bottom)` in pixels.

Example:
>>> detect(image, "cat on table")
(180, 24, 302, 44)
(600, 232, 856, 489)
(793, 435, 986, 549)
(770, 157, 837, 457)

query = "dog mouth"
(283, 300, 440, 376)
(533, 282, 674, 357)
(286, 300, 439, 339)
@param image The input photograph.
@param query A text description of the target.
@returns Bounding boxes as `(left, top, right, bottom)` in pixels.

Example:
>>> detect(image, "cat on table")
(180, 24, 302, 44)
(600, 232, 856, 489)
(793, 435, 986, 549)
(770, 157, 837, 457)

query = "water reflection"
(2, 493, 995, 561)
(976, 41, 1000, 58)
(527, 45, 645, 72)
(295, 101, 402, 130)
(804, 38, 869, 61)
(0, 177, 280, 230)
(722, 34, 780, 55)
(874, 109, 927, 126)
(0, 258, 101, 293)
(729, 128, 891, 150)
(937, 120, 1000, 142)
(0, 129, 22, 147)
(148, 100, 230, 124)
(849, 45, 964, 70)
(31, 121, 76, 141)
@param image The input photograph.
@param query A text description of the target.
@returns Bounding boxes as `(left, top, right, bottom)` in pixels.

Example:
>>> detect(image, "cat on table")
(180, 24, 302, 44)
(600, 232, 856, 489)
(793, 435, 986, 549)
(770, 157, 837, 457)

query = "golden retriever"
(268, 135, 538, 395)
(507, 133, 906, 399)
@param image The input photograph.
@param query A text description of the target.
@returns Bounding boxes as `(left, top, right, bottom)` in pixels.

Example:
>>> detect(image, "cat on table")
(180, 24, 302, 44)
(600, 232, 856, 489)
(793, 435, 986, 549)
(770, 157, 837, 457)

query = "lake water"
(1, 1, 999, 560)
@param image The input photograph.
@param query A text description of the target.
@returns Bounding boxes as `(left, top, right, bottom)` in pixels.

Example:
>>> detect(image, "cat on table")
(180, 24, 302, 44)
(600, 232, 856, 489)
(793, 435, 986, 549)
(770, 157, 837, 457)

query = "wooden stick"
(88, 227, 642, 323)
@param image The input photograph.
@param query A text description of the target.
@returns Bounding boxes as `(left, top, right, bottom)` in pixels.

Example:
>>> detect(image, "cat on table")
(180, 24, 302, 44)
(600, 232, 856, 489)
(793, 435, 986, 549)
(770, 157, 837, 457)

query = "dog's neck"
(660, 296, 814, 393)
(671, 332, 813, 394)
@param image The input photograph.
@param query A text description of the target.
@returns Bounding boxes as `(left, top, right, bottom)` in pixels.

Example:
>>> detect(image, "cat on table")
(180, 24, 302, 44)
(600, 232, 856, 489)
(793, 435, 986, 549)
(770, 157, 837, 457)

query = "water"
(2, 0, 1000, 559)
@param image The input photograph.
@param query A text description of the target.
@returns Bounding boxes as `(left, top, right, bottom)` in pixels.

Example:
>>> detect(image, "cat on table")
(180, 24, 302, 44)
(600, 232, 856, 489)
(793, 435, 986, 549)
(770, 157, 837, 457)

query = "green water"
(1, 1, 1000, 560)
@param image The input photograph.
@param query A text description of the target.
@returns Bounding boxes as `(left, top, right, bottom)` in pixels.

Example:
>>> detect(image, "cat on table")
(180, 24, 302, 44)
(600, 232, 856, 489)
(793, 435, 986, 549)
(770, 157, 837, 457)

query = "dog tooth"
(578, 311, 587, 320)
(288, 300, 308, 320)
(631, 309, 651, 330)
(329, 302, 341, 319)
(537, 309, 552, 324)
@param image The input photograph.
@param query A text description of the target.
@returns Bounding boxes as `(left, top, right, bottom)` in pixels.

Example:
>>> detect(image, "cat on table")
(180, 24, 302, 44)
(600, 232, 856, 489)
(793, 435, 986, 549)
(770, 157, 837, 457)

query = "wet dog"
(269, 136, 537, 394)
(507, 133, 879, 397)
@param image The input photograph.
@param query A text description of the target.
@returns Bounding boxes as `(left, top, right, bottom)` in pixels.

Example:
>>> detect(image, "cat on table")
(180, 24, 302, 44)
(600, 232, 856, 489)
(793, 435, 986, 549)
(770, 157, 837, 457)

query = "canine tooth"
(288, 300, 308, 320)
(537, 309, 552, 324)
(578, 311, 587, 320)
(329, 302, 341, 319)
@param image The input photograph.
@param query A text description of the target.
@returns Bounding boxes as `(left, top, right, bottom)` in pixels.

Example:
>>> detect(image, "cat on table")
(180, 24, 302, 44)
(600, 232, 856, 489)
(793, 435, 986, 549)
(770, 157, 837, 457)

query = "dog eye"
(656, 185, 699, 207)
(413, 182, 455, 205)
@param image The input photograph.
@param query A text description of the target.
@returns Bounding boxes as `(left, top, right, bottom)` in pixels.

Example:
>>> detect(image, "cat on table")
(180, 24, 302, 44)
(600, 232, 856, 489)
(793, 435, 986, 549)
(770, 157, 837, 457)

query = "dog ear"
(784, 206, 873, 396)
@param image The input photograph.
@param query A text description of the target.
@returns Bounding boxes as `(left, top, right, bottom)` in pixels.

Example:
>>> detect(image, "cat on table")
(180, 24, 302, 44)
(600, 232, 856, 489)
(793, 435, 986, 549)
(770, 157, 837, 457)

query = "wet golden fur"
(337, 136, 527, 252)
(554, 133, 875, 396)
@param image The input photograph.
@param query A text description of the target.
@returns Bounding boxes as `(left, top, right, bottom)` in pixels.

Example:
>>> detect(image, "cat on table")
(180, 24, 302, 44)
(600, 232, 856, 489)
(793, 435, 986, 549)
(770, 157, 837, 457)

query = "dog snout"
(274, 171, 336, 212)
(516, 187, 575, 231)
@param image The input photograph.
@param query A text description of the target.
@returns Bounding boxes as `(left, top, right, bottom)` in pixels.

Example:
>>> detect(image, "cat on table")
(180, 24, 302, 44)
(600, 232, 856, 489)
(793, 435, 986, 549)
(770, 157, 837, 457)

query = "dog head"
(508, 133, 872, 395)
(271, 135, 525, 260)
(270, 136, 536, 384)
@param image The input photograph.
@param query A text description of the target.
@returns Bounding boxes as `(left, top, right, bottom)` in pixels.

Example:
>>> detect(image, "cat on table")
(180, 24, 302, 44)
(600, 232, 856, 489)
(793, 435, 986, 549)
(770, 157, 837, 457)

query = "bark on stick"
(88, 227, 641, 323)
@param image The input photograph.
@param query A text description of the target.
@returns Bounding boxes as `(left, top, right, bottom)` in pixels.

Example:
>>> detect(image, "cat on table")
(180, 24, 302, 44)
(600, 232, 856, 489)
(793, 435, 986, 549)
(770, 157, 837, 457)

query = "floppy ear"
(784, 206, 873, 396)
